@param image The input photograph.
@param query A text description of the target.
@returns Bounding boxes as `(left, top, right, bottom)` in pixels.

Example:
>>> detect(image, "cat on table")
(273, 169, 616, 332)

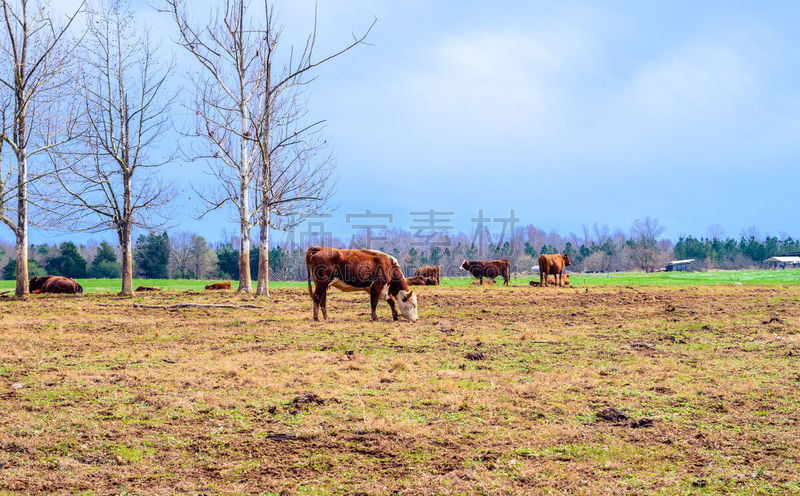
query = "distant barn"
(763, 255, 800, 270)
(665, 259, 696, 272)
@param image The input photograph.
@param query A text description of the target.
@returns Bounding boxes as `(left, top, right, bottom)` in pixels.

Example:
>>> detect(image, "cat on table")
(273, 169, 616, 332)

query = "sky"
(14, 0, 800, 247)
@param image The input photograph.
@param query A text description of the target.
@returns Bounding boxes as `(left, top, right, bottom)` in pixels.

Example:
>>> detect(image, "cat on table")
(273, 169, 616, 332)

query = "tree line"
(3, 219, 797, 282)
(0, 0, 373, 297)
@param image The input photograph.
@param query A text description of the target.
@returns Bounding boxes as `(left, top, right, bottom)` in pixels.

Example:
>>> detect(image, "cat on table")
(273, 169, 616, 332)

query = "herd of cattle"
(305, 247, 572, 322)
(25, 247, 573, 323)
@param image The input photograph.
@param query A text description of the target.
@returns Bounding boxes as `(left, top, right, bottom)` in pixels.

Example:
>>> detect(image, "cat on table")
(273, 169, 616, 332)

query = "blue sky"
(18, 0, 800, 246)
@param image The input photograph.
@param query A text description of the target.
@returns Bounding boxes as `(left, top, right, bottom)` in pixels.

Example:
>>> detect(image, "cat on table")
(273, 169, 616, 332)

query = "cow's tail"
(305, 246, 323, 297)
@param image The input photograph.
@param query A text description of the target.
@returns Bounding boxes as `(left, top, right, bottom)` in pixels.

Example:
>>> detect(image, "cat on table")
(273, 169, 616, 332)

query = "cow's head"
(396, 290, 418, 322)
(562, 254, 572, 266)
(29, 276, 49, 292)
(460, 260, 469, 270)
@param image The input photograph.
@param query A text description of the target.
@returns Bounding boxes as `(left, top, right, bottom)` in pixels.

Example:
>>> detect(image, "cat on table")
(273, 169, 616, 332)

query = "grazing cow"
(460, 259, 510, 286)
(29, 276, 83, 294)
(471, 279, 495, 285)
(406, 275, 438, 286)
(538, 253, 571, 287)
(306, 247, 418, 322)
(530, 273, 570, 287)
(413, 265, 440, 285)
(205, 282, 231, 290)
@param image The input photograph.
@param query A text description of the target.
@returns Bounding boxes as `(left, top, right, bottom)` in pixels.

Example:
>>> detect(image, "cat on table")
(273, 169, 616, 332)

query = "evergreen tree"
(3, 260, 46, 280)
(89, 242, 122, 278)
(134, 233, 170, 279)
(216, 243, 239, 279)
(45, 242, 87, 278)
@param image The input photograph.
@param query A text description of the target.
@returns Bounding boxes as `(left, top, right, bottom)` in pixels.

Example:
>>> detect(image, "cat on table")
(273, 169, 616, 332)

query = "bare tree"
(707, 223, 726, 241)
(166, 0, 373, 296)
(630, 216, 666, 271)
(169, 231, 192, 278)
(46, 0, 174, 296)
(0, 0, 84, 297)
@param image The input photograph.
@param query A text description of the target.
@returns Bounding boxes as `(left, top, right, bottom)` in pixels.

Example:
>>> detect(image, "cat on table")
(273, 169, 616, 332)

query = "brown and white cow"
(538, 253, 571, 287)
(29, 276, 83, 294)
(413, 265, 440, 285)
(306, 247, 418, 322)
(460, 259, 510, 286)
(406, 275, 438, 286)
(530, 273, 570, 287)
(205, 282, 232, 290)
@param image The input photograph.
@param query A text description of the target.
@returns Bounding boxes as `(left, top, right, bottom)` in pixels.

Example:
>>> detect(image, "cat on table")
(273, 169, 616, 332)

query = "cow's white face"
(396, 290, 418, 322)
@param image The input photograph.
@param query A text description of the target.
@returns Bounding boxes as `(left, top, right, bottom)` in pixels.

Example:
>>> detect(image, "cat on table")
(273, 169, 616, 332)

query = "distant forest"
(3, 219, 799, 281)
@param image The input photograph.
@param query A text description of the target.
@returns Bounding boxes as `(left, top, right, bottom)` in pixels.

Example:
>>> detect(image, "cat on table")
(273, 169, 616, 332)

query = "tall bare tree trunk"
(238, 224, 251, 293)
(257, 209, 269, 297)
(15, 155, 28, 295)
(119, 222, 133, 296)
(256, 57, 271, 298)
(14, 105, 28, 297)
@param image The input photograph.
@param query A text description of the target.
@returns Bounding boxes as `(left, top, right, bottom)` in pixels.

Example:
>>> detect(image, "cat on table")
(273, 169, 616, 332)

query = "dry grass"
(1, 285, 799, 495)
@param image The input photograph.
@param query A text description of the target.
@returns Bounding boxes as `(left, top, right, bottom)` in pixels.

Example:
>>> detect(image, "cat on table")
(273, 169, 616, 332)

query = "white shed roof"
(668, 259, 695, 265)
(763, 256, 800, 264)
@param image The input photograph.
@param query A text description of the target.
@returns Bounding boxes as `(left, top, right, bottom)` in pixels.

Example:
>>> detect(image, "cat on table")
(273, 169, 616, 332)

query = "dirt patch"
(1, 285, 799, 494)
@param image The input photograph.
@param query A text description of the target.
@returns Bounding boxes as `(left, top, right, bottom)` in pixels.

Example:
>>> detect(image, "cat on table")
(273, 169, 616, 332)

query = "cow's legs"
(540, 271, 546, 287)
(386, 297, 399, 320)
(312, 283, 329, 320)
(369, 283, 382, 321)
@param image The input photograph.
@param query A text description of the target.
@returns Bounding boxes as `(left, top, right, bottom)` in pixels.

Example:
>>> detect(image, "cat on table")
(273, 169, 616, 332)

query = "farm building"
(666, 259, 696, 272)
(763, 256, 800, 269)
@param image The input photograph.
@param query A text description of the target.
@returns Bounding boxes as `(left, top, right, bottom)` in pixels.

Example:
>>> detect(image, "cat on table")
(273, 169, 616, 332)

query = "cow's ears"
(403, 291, 414, 302)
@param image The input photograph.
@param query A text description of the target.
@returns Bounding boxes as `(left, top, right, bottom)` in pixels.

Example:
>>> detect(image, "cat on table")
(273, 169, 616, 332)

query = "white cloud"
(621, 41, 760, 121)
(401, 24, 595, 138)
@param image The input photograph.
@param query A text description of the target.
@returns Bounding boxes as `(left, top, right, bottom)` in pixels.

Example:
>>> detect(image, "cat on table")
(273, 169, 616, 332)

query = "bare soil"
(1, 284, 799, 494)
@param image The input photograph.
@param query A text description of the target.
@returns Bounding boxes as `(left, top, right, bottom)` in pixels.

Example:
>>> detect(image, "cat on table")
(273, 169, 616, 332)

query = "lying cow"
(29, 276, 83, 294)
(413, 265, 440, 285)
(538, 253, 571, 287)
(205, 282, 232, 290)
(135, 286, 161, 292)
(460, 259, 510, 286)
(306, 246, 418, 322)
(471, 279, 495, 285)
(530, 273, 570, 287)
(406, 275, 438, 286)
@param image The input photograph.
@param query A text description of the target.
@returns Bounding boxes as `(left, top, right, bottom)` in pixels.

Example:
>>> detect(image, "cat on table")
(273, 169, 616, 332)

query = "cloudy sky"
(22, 0, 800, 245)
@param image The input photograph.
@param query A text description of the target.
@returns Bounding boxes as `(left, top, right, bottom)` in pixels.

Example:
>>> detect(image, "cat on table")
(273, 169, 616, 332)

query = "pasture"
(1, 268, 799, 293)
(1, 281, 799, 494)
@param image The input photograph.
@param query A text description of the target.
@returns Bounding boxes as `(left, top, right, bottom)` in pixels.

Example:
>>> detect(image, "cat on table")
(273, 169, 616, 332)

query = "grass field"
(1, 269, 799, 293)
(1, 282, 799, 494)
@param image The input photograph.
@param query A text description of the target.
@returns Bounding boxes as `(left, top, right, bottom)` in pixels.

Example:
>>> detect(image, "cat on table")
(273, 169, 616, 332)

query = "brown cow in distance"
(406, 275, 437, 286)
(29, 276, 83, 294)
(306, 247, 418, 322)
(460, 259, 510, 286)
(471, 279, 495, 285)
(539, 253, 571, 287)
(205, 282, 231, 290)
(413, 265, 440, 285)
(135, 286, 161, 292)
(530, 273, 570, 287)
